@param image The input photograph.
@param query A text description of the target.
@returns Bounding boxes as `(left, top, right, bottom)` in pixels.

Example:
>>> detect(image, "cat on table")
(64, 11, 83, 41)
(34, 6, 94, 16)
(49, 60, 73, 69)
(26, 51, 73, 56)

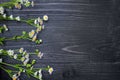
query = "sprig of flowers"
(0, 29, 44, 45)
(0, 14, 48, 29)
(0, 0, 34, 9)
(0, 1, 53, 80)
(0, 24, 8, 33)
(0, 48, 53, 80)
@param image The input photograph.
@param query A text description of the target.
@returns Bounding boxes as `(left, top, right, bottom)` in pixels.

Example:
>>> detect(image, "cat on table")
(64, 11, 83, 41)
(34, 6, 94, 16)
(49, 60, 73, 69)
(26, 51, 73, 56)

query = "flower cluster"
(0, 14, 48, 45)
(0, 1, 53, 80)
(15, 0, 34, 9)
(0, 29, 43, 45)
(0, 13, 48, 29)
(0, 0, 34, 9)
(0, 48, 53, 80)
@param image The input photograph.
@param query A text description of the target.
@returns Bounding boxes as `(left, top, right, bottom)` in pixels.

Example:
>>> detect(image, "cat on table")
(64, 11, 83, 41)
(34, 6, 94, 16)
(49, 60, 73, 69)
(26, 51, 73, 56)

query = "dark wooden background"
(1, 0, 120, 80)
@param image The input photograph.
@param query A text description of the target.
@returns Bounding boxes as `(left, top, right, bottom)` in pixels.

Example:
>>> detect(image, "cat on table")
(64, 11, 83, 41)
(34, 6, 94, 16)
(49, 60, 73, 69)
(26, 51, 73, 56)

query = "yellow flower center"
(32, 35, 37, 41)
(12, 77, 17, 80)
(15, 3, 21, 9)
(29, 30, 35, 38)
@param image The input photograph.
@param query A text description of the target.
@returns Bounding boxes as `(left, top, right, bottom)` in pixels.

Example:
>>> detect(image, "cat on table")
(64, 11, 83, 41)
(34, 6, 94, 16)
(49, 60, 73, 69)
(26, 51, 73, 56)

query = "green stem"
(0, 65, 7, 72)
(0, 62, 18, 68)
(4, 35, 31, 41)
(0, 15, 37, 28)
(34, 67, 49, 71)
(0, 2, 15, 8)
(0, 66, 12, 77)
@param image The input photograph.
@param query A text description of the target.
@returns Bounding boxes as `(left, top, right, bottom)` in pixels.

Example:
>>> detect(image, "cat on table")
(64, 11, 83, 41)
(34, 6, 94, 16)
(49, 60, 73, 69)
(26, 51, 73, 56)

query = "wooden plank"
(1, 0, 120, 80)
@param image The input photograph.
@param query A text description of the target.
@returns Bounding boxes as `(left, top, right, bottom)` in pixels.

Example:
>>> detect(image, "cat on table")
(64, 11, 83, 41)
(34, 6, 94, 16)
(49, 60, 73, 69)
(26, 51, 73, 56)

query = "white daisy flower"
(12, 74, 17, 77)
(23, 50, 27, 56)
(37, 52, 43, 59)
(31, 1, 34, 7)
(25, 53, 29, 58)
(34, 71, 38, 77)
(23, 58, 29, 66)
(43, 15, 48, 21)
(34, 19, 37, 24)
(37, 17, 41, 22)
(48, 67, 54, 75)
(0, 7, 4, 14)
(12, 74, 18, 80)
(13, 54, 18, 59)
(38, 72, 42, 80)
(7, 50, 14, 56)
(29, 30, 35, 38)
(3, 14, 6, 18)
(15, 16, 21, 21)
(39, 69, 42, 74)
(9, 15, 13, 20)
(21, 57, 25, 62)
(19, 48, 24, 53)
(3, 24, 8, 31)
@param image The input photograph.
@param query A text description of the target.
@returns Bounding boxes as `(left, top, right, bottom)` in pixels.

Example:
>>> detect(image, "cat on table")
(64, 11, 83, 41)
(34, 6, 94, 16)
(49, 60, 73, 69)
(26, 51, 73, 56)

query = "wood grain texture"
(1, 0, 120, 80)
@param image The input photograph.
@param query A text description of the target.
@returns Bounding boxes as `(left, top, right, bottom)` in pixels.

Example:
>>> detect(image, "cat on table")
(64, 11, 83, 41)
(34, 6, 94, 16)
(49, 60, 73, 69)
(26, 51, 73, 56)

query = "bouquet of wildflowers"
(0, 0, 53, 80)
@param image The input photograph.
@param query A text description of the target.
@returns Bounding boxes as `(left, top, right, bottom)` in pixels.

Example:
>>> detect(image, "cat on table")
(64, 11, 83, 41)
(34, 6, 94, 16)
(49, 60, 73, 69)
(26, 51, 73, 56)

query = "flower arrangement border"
(0, 0, 53, 80)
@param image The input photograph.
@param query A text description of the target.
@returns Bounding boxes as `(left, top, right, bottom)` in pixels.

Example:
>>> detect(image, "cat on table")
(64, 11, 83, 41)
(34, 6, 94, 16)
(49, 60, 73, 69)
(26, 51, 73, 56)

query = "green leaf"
(24, 1, 31, 7)
(19, 68, 23, 72)
(0, 37, 5, 45)
(22, 31, 27, 35)
(31, 60, 36, 65)
(26, 64, 31, 68)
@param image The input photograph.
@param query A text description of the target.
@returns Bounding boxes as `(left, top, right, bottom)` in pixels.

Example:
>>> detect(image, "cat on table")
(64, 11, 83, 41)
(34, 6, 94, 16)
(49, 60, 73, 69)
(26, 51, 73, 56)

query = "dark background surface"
(1, 0, 120, 80)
